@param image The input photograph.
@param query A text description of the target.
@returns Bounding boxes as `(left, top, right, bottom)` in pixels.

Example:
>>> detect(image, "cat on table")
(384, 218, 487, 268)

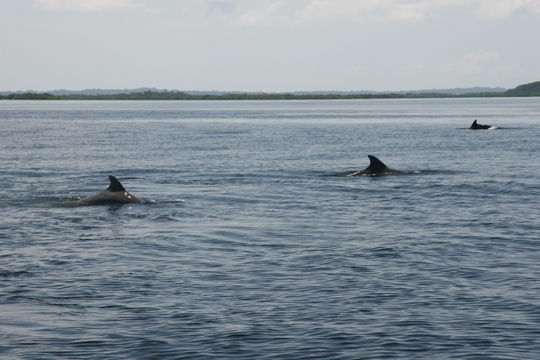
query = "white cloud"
(473, 0, 540, 19)
(34, 0, 137, 12)
(236, 1, 288, 26)
(206, 0, 237, 15)
(205, 0, 540, 27)
(204, 0, 308, 27)
(302, 0, 540, 23)
(301, 0, 431, 24)
(453, 50, 500, 72)
(34, 0, 540, 20)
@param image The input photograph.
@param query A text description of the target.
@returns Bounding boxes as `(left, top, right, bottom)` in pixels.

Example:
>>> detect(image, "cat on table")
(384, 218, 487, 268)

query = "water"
(1, 98, 539, 359)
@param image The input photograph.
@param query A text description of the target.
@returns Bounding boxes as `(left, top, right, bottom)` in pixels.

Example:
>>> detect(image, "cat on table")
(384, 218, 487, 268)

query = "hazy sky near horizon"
(2, 0, 540, 92)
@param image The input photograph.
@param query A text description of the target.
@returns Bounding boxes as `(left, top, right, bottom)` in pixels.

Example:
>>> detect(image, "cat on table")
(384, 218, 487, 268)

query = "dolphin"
(348, 155, 404, 176)
(469, 119, 493, 130)
(78, 175, 144, 205)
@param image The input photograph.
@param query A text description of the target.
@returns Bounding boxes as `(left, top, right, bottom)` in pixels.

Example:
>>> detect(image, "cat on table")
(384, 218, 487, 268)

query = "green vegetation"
(504, 81, 540, 96)
(2, 82, 539, 100)
(1, 92, 58, 100)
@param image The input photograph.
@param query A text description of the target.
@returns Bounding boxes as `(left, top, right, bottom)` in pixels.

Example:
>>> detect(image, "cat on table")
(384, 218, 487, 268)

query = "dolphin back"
(470, 119, 492, 129)
(348, 155, 404, 176)
(78, 175, 144, 205)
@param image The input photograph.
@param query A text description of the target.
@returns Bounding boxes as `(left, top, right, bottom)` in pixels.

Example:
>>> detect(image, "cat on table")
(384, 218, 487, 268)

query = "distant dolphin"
(78, 175, 144, 205)
(348, 155, 405, 176)
(469, 119, 493, 130)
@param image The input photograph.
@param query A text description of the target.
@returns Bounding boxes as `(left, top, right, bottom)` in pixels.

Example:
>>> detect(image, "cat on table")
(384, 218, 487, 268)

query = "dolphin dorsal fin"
(367, 155, 388, 172)
(107, 175, 126, 192)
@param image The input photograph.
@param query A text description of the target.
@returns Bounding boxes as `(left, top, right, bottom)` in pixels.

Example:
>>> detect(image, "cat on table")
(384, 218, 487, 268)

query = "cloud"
(302, 0, 540, 23)
(205, 0, 540, 27)
(34, 0, 137, 12)
(301, 0, 432, 23)
(204, 0, 307, 26)
(473, 0, 540, 19)
(452, 50, 500, 72)
(36, 0, 540, 19)
(236, 1, 287, 26)
(217, 0, 441, 26)
(206, 0, 237, 14)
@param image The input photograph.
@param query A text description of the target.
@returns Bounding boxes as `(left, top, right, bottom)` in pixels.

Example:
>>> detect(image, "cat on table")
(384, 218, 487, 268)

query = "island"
(1, 81, 539, 101)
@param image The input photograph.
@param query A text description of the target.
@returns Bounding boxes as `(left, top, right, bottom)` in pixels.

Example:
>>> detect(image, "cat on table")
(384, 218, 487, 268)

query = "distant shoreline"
(1, 81, 539, 100)
(0, 92, 537, 101)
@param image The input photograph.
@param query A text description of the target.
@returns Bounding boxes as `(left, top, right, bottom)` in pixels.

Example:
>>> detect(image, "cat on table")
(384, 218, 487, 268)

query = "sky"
(1, 0, 540, 92)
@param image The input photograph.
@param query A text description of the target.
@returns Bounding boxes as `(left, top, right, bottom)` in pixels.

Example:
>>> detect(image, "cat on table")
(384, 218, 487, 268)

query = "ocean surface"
(1, 98, 539, 359)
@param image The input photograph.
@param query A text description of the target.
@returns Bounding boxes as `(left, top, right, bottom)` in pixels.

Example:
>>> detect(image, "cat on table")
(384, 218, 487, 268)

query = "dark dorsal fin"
(106, 175, 126, 192)
(472, 120, 478, 125)
(366, 155, 388, 173)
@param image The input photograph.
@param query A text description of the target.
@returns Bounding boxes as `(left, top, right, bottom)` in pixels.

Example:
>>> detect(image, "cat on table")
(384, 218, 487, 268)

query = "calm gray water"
(1, 98, 539, 359)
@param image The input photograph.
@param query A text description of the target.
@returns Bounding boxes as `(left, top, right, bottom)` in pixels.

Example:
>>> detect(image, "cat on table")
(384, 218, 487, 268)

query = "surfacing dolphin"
(469, 119, 493, 130)
(78, 175, 144, 205)
(348, 155, 405, 176)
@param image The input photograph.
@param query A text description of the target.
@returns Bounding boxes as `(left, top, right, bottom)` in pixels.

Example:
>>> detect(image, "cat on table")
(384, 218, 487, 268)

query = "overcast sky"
(2, 0, 540, 92)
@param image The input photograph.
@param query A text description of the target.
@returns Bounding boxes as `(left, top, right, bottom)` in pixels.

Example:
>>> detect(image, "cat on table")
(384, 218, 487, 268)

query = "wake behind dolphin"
(78, 175, 144, 205)
(347, 155, 405, 176)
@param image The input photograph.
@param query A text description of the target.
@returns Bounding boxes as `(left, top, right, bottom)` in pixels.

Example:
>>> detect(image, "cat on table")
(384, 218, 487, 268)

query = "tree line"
(0, 91, 507, 100)
(1, 81, 539, 100)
